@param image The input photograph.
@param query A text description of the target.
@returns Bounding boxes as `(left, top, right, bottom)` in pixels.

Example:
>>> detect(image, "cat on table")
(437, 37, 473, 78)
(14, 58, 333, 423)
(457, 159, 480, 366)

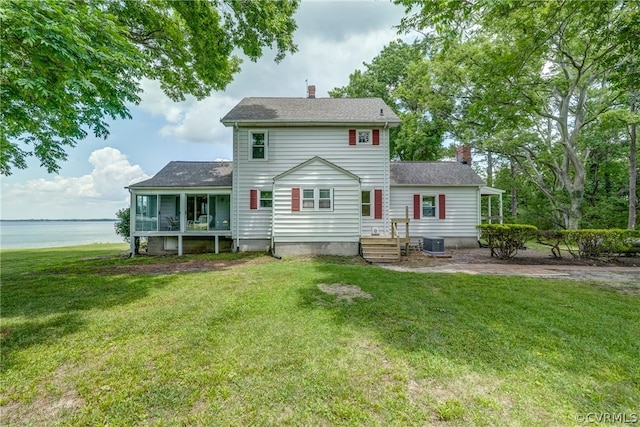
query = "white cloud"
(138, 79, 190, 123)
(158, 96, 239, 143)
(1, 147, 149, 219)
(134, 1, 410, 145)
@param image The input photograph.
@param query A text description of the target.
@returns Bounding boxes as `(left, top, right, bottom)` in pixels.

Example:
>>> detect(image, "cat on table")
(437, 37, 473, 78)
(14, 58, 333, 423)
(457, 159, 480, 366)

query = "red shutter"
(413, 194, 421, 219)
(349, 129, 356, 145)
(372, 129, 380, 145)
(439, 194, 446, 219)
(374, 189, 383, 219)
(291, 188, 300, 212)
(250, 189, 258, 210)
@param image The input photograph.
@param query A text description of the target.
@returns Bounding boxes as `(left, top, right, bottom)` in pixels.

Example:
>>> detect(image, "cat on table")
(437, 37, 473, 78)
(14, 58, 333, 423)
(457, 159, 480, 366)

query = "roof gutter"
(220, 120, 401, 128)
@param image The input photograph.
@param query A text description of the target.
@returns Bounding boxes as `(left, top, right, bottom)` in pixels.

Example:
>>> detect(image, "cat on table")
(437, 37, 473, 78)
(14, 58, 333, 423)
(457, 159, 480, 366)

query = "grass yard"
(1, 244, 639, 426)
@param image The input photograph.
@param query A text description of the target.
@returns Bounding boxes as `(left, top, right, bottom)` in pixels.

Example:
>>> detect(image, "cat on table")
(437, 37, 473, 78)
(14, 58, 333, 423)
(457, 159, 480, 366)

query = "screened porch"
(134, 193, 231, 233)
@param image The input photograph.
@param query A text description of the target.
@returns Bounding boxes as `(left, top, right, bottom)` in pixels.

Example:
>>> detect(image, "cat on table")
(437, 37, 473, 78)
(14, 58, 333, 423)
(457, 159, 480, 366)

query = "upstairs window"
(358, 130, 371, 144)
(250, 131, 268, 160)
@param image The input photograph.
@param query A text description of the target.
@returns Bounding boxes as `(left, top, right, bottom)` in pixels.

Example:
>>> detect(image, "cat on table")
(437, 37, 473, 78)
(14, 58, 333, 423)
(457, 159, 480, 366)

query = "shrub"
(114, 207, 140, 254)
(477, 224, 538, 260)
(536, 230, 565, 258)
(562, 229, 639, 259)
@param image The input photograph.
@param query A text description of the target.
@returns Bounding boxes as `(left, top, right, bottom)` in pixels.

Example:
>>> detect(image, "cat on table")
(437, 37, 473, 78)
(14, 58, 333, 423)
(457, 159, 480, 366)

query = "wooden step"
(360, 237, 401, 262)
(360, 237, 399, 245)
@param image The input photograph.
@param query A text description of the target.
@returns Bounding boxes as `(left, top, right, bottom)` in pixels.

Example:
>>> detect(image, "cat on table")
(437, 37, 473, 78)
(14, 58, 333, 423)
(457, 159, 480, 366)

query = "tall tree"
(396, 0, 639, 229)
(604, 7, 640, 229)
(1, 0, 298, 175)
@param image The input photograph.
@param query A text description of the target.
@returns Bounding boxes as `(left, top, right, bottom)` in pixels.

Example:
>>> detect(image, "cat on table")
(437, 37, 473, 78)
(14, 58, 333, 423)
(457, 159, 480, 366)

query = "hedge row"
(477, 225, 640, 260)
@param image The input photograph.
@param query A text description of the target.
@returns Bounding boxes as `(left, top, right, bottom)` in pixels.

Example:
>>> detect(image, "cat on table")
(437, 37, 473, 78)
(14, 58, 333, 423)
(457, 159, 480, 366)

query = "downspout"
(476, 187, 481, 241)
(128, 188, 136, 257)
(233, 122, 240, 252)
(269, 178, 281, 259)
(383, 122, 390, 236)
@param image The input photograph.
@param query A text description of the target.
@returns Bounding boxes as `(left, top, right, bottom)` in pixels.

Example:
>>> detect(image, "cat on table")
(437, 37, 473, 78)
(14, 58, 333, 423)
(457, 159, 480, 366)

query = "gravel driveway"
(379, 248, 640, 294)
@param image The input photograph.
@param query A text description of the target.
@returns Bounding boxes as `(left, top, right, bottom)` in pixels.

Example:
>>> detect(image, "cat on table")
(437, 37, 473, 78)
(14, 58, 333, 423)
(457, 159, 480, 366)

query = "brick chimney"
(307, 84, 316, 99)
(456, 145, 472, 165)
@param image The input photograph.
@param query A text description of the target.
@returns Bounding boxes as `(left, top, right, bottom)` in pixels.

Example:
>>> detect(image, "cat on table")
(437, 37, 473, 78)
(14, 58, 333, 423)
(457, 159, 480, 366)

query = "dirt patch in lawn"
(317, 283, 373, 302)
(95, 253, 276, 276)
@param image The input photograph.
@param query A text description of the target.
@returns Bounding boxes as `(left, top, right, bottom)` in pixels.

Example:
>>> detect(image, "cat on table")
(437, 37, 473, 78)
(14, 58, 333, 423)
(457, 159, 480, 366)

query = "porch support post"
(178, 235, 183, 256)
(129, 190, 136, 258)
(215, 235, 219, 254)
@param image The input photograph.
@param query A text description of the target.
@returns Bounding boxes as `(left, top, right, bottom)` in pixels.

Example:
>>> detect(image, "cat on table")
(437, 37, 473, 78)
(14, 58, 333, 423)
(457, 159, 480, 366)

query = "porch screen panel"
(135, 195, 158, 231)
(160, 195, 180, 231)
(187, 195, 209, 230)
(210, 195, 231, 230)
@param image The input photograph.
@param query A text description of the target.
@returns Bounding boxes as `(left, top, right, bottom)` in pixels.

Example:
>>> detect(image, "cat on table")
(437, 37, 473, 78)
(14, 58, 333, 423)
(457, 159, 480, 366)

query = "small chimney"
(307, 85, 316, 99)
(456, 145, 472, 166)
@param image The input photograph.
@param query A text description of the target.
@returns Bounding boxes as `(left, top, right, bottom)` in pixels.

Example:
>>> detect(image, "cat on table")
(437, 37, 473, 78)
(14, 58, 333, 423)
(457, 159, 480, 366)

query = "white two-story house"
(127, 91, 502, 258)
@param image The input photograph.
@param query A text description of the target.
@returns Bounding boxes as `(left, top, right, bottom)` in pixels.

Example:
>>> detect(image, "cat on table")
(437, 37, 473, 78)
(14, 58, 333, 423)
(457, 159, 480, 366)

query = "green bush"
(114, 207, 140, 254)
(562, 229, 640, 259)
(536, 230, 565, 258)
(477, 224, 538, 260)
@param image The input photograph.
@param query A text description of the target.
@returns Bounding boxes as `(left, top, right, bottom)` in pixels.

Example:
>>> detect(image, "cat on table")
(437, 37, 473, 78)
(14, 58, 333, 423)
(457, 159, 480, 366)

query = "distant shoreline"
(0, 219, 117, 222)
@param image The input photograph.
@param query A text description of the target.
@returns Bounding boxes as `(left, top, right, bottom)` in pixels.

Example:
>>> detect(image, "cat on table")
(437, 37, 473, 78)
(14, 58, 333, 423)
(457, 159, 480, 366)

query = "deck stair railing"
(360, 207, 411, 262)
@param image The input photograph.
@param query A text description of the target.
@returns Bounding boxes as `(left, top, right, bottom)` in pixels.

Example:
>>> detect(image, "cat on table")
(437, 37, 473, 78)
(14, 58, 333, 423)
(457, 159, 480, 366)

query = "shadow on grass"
(1, 248, 273, 364)
(0, 274, 176, 367)
(299, 260, 640, 411)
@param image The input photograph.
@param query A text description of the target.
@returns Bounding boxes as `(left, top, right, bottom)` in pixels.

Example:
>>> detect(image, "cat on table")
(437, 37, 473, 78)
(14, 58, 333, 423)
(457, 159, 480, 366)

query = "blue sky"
(1, 1, 412, 219)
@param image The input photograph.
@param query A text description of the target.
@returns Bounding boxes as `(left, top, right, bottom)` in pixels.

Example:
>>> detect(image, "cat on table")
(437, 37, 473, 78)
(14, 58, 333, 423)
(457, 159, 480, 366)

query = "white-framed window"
(361, 190, 371, 217)
(259, 190, 272, 208)
(422, 195, 436, 218)
(249, 130, 268, 160)
(301, 188, 333, 211)
(357, 130, 371, 144)
(302, 189, 315, 209)
(319, 189, 332, 209)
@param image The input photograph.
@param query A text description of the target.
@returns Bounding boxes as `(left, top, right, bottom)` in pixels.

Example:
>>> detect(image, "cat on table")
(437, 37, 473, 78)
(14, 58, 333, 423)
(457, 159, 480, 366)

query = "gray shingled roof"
(221, 97, 401, 126)
(390, 162, 486, 186)
(128, 161, 232, 188)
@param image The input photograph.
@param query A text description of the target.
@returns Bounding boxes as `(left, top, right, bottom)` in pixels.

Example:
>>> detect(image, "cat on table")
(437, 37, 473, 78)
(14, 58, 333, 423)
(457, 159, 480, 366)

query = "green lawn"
(1, 245, 638, 426)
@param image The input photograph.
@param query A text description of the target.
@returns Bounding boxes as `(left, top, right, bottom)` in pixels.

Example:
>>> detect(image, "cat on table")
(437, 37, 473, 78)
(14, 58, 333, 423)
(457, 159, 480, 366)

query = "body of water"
(0, 220, 125, 250)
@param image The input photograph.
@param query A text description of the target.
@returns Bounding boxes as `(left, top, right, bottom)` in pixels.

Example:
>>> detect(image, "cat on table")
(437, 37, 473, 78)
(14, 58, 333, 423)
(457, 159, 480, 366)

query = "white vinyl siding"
(233, 127, 389, 242)
(273, 159, 360, 243)
(390, 186, 481, 239)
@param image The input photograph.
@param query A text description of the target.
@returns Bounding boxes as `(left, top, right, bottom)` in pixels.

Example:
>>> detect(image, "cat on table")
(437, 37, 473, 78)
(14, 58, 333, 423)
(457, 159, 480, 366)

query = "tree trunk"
(486, 150, 493, 187)
(629, 90, 637, 230)
(510, 160, 518, 217)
